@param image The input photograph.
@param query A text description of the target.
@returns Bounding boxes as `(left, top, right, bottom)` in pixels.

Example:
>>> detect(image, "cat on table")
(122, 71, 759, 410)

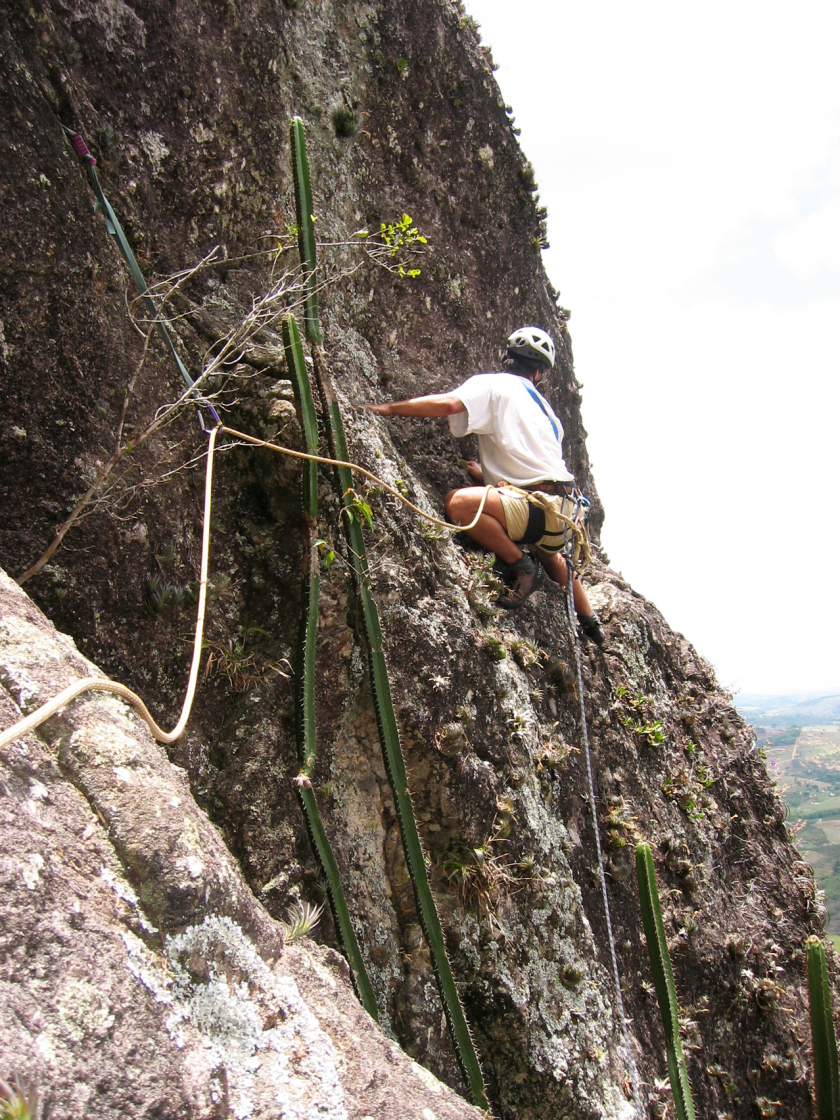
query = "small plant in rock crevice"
(436, 721, 468, 757)
(341, 488, 374, 530)
(510, 636, 540, 670)
(281, 899, 324, 943)
(438, 819, 516, 922)
(506, 707, 534, 742)
(614, 684, 667, 746)
(537, 724, 572, 771)
(202, 624, 277, 693)
(332, 104, 361, 138)
(143, 572, 188, 615)
(462, 552, 504, 621)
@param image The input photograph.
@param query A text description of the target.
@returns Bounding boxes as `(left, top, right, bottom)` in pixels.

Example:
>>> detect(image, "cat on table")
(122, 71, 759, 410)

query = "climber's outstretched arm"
(366, 394, 466, 418)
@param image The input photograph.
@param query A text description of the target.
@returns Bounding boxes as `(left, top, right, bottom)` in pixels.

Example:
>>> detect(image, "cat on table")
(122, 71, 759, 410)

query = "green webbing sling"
(63, 125, 194, 393)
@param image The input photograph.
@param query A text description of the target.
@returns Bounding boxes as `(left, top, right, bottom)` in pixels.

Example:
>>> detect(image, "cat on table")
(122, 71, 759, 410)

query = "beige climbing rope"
(0, 423, 499, 751)
(0, 425, 219, 751)
(500, 482, 592, 570)
(219, 425, 495, 532)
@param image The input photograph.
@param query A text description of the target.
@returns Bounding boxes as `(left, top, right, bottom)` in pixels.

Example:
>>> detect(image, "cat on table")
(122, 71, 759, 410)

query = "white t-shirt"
(448, 372, 574, 486)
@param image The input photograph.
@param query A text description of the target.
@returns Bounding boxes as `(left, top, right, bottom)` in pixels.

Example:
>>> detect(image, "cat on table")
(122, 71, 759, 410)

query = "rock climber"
(366, 326, 605, 646)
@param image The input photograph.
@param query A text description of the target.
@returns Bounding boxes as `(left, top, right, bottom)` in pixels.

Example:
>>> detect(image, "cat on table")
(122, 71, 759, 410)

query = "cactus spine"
(286, 118, 488, 1110)
(807, 935, 840, 1120)
(282, 314, 378, 1021)
(636, 842, 696, 1120)
(289, 117, 323, 344)
(282, 315, 318, 523)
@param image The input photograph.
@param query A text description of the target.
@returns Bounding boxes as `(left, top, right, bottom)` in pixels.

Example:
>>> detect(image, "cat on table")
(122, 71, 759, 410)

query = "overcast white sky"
(465, 0, 840, 695)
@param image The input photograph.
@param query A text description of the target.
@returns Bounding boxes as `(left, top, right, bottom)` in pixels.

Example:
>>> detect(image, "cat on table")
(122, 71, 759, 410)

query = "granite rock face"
(0, 569, 484, 1120)
(0, 2, 830, 1118)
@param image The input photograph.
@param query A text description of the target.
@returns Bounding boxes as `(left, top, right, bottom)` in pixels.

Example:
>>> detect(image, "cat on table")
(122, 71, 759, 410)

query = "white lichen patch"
(58, 977, 116, 1041)
(180, 816, 202, 851)
(69, 717, 146, 771)
(101, 866, 158, 933)
(586, 581, 619, 617)
(139, 130, 170, 174)
(0, 660, 43, 713)
(21, 852, 45, 889)
(411, 1060, 443, 1094)
(28, 776, 48, 801)
(184, 855, 204, 879)
(35, 1029, 59, 1065)
(122, 916, 347, 1120)
(192, 122, 215, 144)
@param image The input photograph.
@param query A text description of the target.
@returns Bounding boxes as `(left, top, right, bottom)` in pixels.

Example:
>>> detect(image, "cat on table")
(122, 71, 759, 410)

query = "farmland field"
(756, 724, 840, 929)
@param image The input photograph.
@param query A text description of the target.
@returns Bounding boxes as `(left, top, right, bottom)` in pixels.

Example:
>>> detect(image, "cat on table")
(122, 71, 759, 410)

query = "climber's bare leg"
(536, 547, 592, 616)
(444, 487, 522, 565)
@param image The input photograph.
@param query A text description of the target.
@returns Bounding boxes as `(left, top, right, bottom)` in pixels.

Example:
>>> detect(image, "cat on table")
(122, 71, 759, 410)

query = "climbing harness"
(502, 481, 592, 569)
(563, 530, 644, 1120)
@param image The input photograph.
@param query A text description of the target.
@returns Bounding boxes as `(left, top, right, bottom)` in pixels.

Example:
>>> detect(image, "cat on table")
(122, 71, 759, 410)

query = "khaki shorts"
(498, 487, 581, 554)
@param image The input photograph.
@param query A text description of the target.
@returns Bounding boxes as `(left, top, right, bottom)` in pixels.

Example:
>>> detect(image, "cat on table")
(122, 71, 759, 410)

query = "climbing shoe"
(578, 612, 605, 647)
(497, 553, 545, 610)
(492, 555, 516, 586)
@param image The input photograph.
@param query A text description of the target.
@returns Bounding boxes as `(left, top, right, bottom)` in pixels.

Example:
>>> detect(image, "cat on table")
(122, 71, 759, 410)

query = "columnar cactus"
(283, 313, 378, 1021)
(636, 842, 696, 1120)
(806, 935, 840, 1120)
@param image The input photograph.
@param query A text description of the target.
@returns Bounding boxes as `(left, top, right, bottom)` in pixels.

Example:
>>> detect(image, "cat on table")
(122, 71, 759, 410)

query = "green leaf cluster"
(379, 212, 426, 278)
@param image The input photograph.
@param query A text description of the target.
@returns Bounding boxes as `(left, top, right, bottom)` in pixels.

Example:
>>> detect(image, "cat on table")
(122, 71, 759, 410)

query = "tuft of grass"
(332, 104, 360, 138)
(143, 573, 187, 615)
(484, 634, 506, 662)
(438, 820, 515, 921)
(0, 1073, 39, 1120)
(155, 542, 178, 564)
(203, 625, 270, 692)
(510, 637, 540, 670)
(281, 899, 324, 943)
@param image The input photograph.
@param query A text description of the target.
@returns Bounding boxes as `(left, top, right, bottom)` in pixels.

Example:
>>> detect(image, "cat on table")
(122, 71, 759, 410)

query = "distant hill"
(736, 692, 840, 727)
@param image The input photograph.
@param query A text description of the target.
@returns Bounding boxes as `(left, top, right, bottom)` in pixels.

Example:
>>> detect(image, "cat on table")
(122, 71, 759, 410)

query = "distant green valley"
(739, 695, 840, 935)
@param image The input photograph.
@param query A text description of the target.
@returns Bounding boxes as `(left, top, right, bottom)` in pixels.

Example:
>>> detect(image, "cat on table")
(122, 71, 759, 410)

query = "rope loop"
(0, 425, 218, 751)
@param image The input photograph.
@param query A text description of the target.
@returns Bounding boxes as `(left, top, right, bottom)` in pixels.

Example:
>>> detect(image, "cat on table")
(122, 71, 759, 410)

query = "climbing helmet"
(506, 326, 556, 369)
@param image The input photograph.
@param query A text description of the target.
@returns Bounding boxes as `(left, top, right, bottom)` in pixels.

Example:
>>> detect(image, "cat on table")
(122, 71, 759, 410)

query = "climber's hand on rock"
(366, 402, 394, 416)
(462, 460, 483, 483)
